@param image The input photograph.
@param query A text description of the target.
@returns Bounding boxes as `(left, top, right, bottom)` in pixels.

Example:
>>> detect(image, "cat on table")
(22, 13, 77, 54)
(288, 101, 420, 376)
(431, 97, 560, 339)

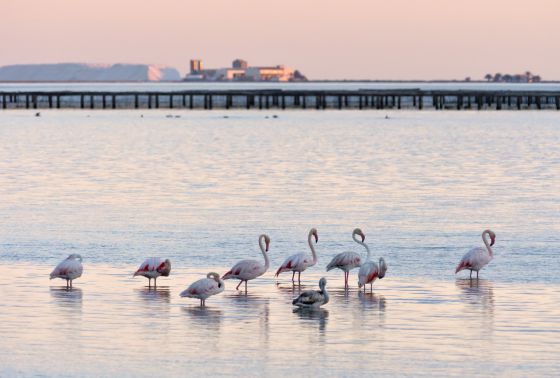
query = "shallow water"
(0, 110, 559, 376)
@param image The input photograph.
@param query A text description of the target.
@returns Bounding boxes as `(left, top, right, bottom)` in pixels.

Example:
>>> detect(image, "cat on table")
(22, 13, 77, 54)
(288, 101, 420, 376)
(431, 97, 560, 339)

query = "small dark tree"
(493, 73, 502, 82)
(484, 73, 493, 82)
(532, 75, 542, 82)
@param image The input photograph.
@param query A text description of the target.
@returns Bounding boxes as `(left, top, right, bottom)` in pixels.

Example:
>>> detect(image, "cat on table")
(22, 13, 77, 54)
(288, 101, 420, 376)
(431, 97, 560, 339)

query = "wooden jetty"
(1, 89, 559, 110)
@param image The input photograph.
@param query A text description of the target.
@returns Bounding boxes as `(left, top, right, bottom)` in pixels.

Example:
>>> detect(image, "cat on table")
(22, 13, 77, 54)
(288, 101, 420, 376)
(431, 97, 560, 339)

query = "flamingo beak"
(315, 234, 318, 243)
(361, 234, 365, 242)
(490, 234, 495, 246)
(266, 240, 270, 251)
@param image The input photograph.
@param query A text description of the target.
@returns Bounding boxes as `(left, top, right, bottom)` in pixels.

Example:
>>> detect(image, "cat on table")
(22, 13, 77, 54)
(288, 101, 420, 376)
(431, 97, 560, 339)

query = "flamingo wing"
(50, 258, 83, 279)
(326, 252, 361, 271)
(134, 257, 164, 276)
(358, 261, 379, 287)
(293, 290, 324, 307)
(181, 278, 223, 298)
(276, 253, 307, 276)
(456, 247, 483, 273)
(223, 259, 263, 280)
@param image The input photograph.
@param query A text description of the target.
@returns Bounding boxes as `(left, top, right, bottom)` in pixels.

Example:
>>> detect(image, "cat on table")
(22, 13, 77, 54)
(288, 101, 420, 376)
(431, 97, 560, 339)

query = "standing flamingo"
(223, 234, 270, 292)
(326, 228, 366, 289)
(358, 257, 388, 292)
(133, 257, 171, 288)
(50, 254, 83, 289)
(275, 228, 319, 284)
(455, 229, 496, 279)
(180, 272, 225, 306)
(292, 277, 329, 308)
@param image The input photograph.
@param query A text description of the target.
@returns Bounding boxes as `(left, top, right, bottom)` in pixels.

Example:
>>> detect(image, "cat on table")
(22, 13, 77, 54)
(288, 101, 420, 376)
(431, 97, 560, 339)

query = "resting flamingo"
(292, 277, 329, 308)
(358, 257, 388, 292)
(50, 254, 83, 289)
(275, 228, 318, 284)
(133, 257, 171, 288)
(326, 228, 366, 289)
(180, 272, 225, 306)
(455, 229, 496, 279)
(223, 234, 270, 292)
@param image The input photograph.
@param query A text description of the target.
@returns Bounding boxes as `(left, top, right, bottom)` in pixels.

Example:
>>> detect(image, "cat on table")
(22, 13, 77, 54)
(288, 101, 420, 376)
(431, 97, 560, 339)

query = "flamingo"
(180, 272, 225, 306)
(133, 257, 171, 288)
(275, 228, 319, 284)
(50, 254, 83, 289)
(222, 234, 270, 292)
(358, 257, 388, 292)
(292, 277, 329, 308)
(326, 228, 366, 289)
(455, 229, 496, 279)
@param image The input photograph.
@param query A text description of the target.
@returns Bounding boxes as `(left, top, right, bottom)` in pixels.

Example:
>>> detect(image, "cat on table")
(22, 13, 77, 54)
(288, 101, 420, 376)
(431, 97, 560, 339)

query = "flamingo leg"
(292, 271, 295, 283)
(298, 272, 301, 285)
(469, 270, 473, 280)
(245, 280, 248, 293)
(476, 271, 479, 279)
(344, 272, 349, 289)
(154, 277, 157, 288)
(200, 299, 203, 306)
(236, 280, 242, 290)
(370, 282, 373, 292)
(66, 279, 69, 289)
(70, 279, 73, 289)
(148, 277, 152, 288)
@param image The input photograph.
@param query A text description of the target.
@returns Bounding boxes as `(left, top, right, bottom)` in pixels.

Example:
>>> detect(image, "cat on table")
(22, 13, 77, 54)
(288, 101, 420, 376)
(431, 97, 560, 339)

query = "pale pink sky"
(1, 0, 559, 80)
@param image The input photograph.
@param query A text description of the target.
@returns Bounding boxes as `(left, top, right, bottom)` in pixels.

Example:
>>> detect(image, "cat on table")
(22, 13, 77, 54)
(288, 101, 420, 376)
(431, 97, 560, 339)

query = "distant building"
(232, 59, 248, 69)
(190, 60, 204, 74)
(184, 59, 305, 82)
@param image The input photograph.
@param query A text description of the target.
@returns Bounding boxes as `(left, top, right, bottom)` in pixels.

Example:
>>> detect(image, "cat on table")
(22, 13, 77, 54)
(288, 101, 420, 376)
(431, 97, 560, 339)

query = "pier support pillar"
(112, 95, 116, 109)
(135, 95, 139, 109)
(102, 95, 106, 109)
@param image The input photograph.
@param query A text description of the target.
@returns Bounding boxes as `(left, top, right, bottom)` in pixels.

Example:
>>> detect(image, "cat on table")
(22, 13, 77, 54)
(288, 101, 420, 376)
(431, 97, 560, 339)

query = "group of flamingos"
(50, 228, 496, 308)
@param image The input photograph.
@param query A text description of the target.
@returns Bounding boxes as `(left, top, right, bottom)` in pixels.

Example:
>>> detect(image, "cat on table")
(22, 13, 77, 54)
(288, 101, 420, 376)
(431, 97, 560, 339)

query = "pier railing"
(1, 89, 559, 110)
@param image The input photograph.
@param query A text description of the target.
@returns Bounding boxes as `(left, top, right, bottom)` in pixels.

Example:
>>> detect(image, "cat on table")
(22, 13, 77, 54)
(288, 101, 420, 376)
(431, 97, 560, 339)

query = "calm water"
(0, 110, 559, 376)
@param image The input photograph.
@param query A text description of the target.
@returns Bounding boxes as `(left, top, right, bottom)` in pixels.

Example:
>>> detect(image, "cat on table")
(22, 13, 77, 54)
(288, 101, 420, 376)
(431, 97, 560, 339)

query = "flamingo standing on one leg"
(180, 272, 225, 306)
(326, 228, 367, 289)
(50, 254, 83, 289)
(358, 257, 388, 292)
(223, 234, 270, 292)
(133, 257, 171, 288)
(455, 229, 496, 279)
(275, 228, 318, 285)
(292, 277, 329, 309)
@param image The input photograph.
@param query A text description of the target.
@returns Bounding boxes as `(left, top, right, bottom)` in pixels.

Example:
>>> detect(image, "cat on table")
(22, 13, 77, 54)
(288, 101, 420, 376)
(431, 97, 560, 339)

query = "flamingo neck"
(482, 231, 493, 257)
(353, 233, 370, 261)
(308, 231, 318, 264)
(259, 235, 270, 271)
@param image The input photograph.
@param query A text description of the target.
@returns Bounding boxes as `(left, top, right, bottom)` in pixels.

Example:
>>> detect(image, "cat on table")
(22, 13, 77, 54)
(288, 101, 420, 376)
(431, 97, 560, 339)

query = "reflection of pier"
(1, 89, 560, 110)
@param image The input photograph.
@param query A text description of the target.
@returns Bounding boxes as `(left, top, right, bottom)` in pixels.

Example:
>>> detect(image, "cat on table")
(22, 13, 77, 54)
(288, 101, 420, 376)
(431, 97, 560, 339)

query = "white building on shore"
(185, 59, 305, 82)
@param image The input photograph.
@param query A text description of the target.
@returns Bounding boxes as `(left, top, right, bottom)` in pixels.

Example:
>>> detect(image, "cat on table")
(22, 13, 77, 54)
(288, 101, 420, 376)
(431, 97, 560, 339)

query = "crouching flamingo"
(180, 272, 224, 306)
(50, 254, 83, 289)
(455, 229, 496, 279)
(326, 228, 366, 289)
(133, 257, 171, 288)
(275, 228, 318, 285)
(292, 277, 329, 308)
(223, 234, 270, 292)
(358, 257, 388, 292)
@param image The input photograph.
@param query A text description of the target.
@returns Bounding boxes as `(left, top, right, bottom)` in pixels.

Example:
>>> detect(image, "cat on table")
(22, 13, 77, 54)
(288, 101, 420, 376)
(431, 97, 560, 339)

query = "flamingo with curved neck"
(456, 229, 496, 279)
(180, 272, 225, 306)
(223, 234, 271, 292)
(326, 228, 366, 289)
(275, 228, 319, 284)
(292, 277, 329, 308)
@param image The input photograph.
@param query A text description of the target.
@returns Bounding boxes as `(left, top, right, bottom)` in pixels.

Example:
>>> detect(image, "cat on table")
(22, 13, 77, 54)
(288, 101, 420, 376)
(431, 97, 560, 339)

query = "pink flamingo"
(133, 257, 171, 288)
(275, 228, 318, 284)
(358, 257, 388, 292)
(456, 229, 496, 279)
(50, 254, 83, 289)
(326, 228, 367, 289)
(180, 272, 225, 306)
(223, 234, 270, 292)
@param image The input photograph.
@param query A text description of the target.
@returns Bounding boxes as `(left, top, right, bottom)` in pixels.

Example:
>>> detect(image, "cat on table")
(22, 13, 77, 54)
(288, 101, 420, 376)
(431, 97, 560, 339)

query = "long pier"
(1, 89, 559, 110)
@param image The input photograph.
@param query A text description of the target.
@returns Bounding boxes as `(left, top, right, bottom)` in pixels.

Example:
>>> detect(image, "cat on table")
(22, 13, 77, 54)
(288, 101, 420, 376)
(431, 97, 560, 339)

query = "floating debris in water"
(35, 112, 41, 117)
(223, 115, 229, 119)
(175, 115, 181, 118)
(165, 115, 173, 118)
(272, 115, 278, 118)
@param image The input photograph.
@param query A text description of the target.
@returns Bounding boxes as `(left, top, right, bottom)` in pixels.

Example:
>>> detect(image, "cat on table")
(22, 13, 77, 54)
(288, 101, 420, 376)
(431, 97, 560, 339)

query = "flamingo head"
(353, 228, 365, 242)
(318, 277, 327, 290)
(160, 259, 172, 276)
(311, 228, 318, 243)
(264, 235, 271, 252)
(207, 272, 221, 282)
(484, 229, 496, 246)
(378, 257, 388, 279)
(67, 254, 83, 262)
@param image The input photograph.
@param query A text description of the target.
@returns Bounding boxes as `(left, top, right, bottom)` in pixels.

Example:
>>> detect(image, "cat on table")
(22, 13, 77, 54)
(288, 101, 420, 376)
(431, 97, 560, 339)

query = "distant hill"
(0, 63, 181, 82)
